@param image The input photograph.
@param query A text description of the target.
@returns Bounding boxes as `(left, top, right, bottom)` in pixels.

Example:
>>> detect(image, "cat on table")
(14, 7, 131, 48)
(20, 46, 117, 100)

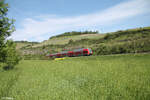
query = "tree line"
(50, 30, 99, 39)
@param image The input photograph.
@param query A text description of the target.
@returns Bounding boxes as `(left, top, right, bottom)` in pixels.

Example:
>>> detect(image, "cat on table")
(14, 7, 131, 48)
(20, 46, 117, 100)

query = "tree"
(68, 39, 74, 44)
(0, 0, 20, 69)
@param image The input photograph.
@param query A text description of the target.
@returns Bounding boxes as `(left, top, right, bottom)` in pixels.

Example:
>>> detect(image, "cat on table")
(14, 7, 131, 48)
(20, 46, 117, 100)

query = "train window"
(83, 51, 88, 53)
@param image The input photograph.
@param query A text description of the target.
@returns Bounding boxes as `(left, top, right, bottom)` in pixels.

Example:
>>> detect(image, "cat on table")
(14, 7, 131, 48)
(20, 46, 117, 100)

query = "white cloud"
(11, 0, 150, 42)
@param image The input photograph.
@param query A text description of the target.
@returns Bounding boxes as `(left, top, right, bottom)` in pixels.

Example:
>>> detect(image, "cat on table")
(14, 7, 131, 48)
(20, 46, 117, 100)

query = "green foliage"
(68, 39, 74, 44)
(23, 54, 47, 60)
(103, 27, 150, 41)
(0, 0, 15, 44)
(94, 39, 150, 55)
(50, 30, 99, 39)
(2, 41, 21, 69)
(0, 0, 20, 69)
(14, 41, 39, 44)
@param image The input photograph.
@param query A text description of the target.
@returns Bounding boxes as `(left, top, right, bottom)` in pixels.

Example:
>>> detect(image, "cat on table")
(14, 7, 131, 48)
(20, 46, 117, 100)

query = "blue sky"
(6, 0, 150, 42)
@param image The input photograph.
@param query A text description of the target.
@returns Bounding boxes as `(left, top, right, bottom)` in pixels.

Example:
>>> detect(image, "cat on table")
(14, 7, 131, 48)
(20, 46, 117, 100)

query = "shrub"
(2, 40, 21, 69)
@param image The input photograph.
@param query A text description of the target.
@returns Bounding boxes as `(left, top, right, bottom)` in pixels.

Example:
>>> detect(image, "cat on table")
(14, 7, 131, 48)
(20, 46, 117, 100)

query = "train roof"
(50, 48, 91, 55)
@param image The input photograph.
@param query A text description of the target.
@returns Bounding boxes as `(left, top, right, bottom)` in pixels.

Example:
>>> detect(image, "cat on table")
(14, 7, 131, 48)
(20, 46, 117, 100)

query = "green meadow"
(0, 54, 150, 100)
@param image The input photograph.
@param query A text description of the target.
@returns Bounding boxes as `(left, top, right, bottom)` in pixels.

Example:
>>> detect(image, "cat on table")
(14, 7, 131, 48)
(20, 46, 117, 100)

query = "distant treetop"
(14, 41, 39, 44)
(50, 30, 99, 39)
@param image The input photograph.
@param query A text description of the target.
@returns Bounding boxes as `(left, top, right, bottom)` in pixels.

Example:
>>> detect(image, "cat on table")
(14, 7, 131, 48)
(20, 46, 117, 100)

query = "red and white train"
(48, 48, 93, 58)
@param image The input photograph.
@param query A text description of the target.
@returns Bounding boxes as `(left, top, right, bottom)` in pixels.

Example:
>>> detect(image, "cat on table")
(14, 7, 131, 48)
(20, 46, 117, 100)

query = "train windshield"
(88, 48, 92, 53)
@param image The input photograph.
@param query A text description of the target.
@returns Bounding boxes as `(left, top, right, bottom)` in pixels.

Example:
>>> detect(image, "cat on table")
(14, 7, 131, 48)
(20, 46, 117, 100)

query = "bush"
(2, 40, 21, 69)
(0, 40, 21, 70)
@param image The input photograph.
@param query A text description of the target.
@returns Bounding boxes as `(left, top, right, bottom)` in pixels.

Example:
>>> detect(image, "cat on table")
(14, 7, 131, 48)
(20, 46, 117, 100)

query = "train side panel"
(48, 48, 92, 58)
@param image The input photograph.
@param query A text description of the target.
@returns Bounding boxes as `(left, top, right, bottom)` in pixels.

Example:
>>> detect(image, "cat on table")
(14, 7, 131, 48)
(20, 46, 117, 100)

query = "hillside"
(15, 41, 39, 49)
(16, 26, 150, 59)
(32, 34, 105, 47)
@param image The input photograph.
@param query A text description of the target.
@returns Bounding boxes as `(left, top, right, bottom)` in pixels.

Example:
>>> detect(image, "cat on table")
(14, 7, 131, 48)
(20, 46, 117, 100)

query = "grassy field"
(0, 54, 150, 100)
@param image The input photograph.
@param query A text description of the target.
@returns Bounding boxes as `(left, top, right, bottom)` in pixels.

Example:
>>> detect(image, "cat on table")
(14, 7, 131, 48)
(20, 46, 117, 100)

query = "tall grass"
(0, 67, 20, 98)
(0, 54, 150, 100)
